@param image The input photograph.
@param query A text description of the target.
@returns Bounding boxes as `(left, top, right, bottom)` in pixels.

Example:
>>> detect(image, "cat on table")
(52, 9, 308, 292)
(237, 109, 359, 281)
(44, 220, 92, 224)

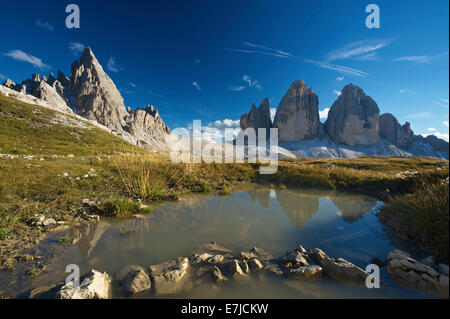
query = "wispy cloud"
(427, 128, 437, 132)
(226, 42, 297, 60)
(229, 74, 261, 91)
(0, 74, 5, 80)
(336, 76, 344, 81)
(422, 132, 449, 142)
(36, 20, 54, 32)
(107, 57, 123, 73)
(399, 89, 415, 94)
(229, 85, 246, 91)
(325, 39, 391, 62)
(304, 59, 368, 77)
(435, 99, 449, 108)
(192, 81, 201, 91)
(194, 59, 200, 64)
(128, 82, 136, 88)
(443, 121, 449, 128)
(3, 50, 50, 69)
(69, 42, 85, 56)
(394, 52, 448, 63)
(332, 90, 341, 96)
(406, 111, 432, 120)
(319, 108, 330, 119)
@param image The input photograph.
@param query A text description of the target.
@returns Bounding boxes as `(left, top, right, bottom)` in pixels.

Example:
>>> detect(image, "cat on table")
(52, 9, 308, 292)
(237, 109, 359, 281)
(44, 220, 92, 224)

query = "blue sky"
(0, 0, 448, 140)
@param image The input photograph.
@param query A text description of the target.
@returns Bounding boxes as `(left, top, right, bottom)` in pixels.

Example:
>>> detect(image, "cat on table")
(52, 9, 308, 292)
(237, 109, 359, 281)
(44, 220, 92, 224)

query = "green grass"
(378, 178, 449, 260)
(0, 93, 449, 263)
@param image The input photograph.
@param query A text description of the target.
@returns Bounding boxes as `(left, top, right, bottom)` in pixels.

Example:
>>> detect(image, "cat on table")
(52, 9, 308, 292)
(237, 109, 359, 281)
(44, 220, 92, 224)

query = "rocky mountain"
(238, 80, 448, 159)
(1, 47, 170, 151)
(240, 98, 272, 137)
(379, 113, 415, 148)
(324, 84, 379, 146)
(273, 80, 322, 142)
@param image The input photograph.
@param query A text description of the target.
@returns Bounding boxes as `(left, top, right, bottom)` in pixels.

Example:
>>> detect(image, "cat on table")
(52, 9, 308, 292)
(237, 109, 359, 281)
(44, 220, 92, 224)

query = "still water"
(1, 186, 435, 298)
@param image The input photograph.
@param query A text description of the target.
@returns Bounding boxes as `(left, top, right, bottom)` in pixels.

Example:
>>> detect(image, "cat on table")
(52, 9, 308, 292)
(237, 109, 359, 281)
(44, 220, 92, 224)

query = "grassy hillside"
(0, 93, 448, 269)
(0, 94, 141, 156)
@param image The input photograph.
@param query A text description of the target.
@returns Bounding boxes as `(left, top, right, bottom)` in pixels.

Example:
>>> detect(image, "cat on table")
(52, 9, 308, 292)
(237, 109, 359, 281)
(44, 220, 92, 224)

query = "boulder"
(228, 260, 248, 278)
(116, 265, 151, 294)
(56, 269, 111, 299)
(273, 80, 321, 142)
(386, 250, 448, 297)
(288, 265, 322, 280)
(324, 84, 379, 146)
(379, 113, 415, 148)
(282, 251, 309, 268)
(247, 258, 264, 271)
(312, 248, 369, 285)
(149, 257, 189, 295)
(211, 266, 227, 284)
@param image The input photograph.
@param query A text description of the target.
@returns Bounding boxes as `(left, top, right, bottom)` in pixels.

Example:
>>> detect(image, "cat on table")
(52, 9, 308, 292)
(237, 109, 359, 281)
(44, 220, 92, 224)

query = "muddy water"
(0, 186, 436, 298)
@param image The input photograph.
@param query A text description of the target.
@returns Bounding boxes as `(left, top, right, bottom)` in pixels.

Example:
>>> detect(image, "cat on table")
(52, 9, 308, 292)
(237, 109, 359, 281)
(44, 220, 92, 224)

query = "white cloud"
(242, 74, 261, 89)
(128, 82, 136, 88)
(443, 121, 449, 128)
(428, 128, 437, 132)
(107, 57, 123, 73)
(192, 81, 201, 91)
(406, 111, 432, 119)
(325, 39, 391, 62)
(399, 89, 415, 94)
(226, 42, 297, 60)
(36, 20, 54, 32)
(336, 76, 344, 81)
(435, 99, 449, 107)
(434, 132, 449, 142)
(423, 132, 449, 142)
(229, 75, 261, 91)
(270, 108, 276, 122)
(69, 42, 85, 55)
(394, 52, 448, 63)
(304, 59, 368, 77)
(332, 90, 341, 96)
(229, 86, 246, 91)
(319, 108, 330, 119)
(3, 50, 50, 69)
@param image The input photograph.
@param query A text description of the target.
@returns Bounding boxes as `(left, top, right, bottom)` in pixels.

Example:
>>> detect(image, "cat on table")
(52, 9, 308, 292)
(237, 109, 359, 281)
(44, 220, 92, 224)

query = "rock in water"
(116, 265, 151, 294)
(312, 248, 369, 285)
(211, 266, 227, 283)
(240, 98, 272, 137)
(56, 269, 112, 299)
(386, 250, 448, 297)
(288, 265, 322, 280)
(273, 80, 321, 142)
(69, 47, 129, 133)
(379, 113, 415, 148)
(324, 84, 379, 146)
(149, 257, 189, 295)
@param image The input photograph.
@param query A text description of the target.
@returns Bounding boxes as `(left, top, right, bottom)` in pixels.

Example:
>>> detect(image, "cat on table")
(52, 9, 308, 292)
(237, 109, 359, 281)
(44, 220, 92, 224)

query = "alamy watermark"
(165, 120, 279, 174)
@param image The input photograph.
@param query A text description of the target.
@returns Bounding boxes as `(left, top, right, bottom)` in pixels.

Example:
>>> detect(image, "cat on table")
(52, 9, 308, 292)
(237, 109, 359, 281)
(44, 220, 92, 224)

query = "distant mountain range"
(1, 47, 448, 159)
(240, 80, 448, 159)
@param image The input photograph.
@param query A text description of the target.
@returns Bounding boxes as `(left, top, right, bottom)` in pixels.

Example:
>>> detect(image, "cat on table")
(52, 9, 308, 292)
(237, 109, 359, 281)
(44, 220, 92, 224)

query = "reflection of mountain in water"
(248, 189, 270, 208)
(331, 196, 377, 223)
(69, 221, 111, 258)
(275, 189, 319, 227)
